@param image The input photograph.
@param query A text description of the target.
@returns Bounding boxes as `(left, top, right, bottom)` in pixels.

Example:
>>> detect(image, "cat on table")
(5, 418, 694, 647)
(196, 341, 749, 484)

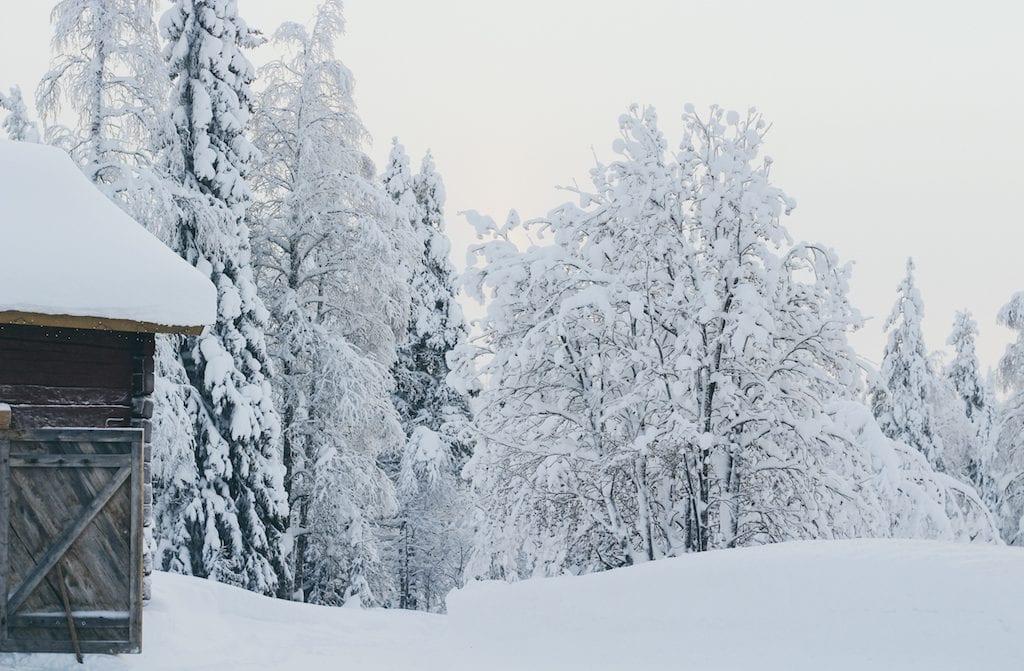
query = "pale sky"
(2, 1, 1022, 371)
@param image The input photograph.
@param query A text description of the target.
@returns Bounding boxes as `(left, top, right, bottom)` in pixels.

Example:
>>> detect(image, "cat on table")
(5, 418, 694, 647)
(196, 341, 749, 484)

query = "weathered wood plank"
(0, 385, 131, 406)
(6, 465, 131, 616)
(5, 505, 68, 625)
(129, 433, 143, 650)
(9, 458, 132, 614)
(9, 613, 129, 629)
(0, 428, 143, 653)
(0, 639, 140, 654)
(0, 437, 8, 641)
(9, 454, 130, 468)
(0, 428, 141, 444)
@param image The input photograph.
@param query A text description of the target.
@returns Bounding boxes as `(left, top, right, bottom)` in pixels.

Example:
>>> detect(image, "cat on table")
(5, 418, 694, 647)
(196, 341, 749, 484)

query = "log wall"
(0, 324, 155, 598)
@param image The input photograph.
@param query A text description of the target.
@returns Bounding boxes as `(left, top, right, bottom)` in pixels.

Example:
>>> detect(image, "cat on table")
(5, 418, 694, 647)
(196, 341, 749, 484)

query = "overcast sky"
(2, 1, 1021, 370)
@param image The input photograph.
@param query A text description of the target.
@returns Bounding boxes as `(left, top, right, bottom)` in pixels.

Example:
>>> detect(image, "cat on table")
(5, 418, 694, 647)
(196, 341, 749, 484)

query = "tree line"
(2, 0, 1022, 609)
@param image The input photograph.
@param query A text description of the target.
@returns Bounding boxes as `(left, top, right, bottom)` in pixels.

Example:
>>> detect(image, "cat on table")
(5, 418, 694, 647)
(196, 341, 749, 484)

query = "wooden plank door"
(0, 428, 143, 654)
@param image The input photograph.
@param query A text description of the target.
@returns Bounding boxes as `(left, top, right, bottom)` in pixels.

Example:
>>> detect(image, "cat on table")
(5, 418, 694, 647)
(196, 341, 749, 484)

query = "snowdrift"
(2, 540, 1021, 670)
(448, 539, 1024, 670)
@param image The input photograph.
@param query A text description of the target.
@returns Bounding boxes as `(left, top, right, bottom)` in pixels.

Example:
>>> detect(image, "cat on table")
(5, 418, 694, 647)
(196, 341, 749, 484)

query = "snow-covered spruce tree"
(407, 151, 473, 462)
(35, 0, 192, 600)
(380, 139, 420, 289)
(385, 143, 472, 610)
(250, 0, 406, 606)
(158, 0, 288, 597)
(0, 87, 41, 142)
(993, 293, 1024, 544)
(943, 311, 997, 498)
(457, 106, 996, 578)
(871, 259, 945, 469)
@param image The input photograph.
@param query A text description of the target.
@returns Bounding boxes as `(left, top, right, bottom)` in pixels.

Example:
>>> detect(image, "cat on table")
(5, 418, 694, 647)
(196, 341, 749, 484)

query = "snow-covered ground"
(2, 539, 1021, 671)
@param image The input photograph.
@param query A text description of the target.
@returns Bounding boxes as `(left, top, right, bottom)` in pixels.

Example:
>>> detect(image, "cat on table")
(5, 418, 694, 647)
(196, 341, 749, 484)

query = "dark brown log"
(0, 325, 146, 409)
(9, 405, 132, 430)
(0, 339, 135, 363)
(0, 360, 133, 390)
(131, 372, 155, 396)
(0, 385, 130, 406)
(139, 334, 155, 357)
(130, 397, 153, 419)
(0, 324, 144, 349)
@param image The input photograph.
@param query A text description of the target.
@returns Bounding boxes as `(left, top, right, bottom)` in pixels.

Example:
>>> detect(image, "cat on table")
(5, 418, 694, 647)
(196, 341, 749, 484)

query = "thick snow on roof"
(0, 141, 216, 329)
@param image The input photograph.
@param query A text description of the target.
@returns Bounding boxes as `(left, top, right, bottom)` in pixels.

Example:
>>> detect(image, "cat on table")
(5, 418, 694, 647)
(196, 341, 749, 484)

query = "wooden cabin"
(0, 141, 215, 655)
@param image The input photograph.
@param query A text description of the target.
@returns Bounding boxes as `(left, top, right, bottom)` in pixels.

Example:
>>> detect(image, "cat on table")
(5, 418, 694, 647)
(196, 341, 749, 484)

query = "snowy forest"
(3, 0, 1023, 615)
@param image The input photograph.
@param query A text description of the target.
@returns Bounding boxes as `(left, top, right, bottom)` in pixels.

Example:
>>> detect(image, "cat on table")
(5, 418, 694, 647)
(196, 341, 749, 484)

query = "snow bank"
(0, 141, 215, 329)
(1, 540, 1021, 670)
(0, 571, 445, 671)
(449, 539, 1024, 670)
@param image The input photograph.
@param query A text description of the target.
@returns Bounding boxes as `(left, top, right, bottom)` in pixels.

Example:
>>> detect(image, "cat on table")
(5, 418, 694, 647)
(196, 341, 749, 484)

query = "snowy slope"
(1, 540, 1021, 670)
(0, 141, 216, 329)
(449, 539, 1024, 670)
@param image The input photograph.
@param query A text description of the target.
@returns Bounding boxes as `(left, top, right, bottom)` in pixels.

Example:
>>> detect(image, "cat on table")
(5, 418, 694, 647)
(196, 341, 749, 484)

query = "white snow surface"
(0, 141, 215, 328)
(1, 539, 1021, 670)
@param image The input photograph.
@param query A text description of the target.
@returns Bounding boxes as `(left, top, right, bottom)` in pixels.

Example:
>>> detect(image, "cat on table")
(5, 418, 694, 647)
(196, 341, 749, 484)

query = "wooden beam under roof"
(0, 310, 205, 336)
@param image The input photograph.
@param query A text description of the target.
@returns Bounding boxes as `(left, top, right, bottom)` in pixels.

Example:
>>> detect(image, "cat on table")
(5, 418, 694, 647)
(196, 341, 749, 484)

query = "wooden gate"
(0, 428, 143, 654)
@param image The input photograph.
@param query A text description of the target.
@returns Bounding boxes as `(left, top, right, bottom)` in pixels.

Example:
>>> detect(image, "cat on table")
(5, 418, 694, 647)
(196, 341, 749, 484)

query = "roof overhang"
(0, 310, 206, 336)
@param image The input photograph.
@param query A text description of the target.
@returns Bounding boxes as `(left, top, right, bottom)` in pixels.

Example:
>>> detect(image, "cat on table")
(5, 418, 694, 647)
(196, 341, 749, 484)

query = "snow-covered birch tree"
(457, 106, 996, 579)
(37, 0, 170, 196)
(158, 0, 288, 597)
(993, 293, 1024, 544)
(250, 0, 405, 606)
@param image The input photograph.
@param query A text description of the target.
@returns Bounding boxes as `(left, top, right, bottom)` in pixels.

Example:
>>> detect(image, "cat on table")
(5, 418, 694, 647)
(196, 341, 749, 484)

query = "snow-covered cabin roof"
(0, 141, 216, 335)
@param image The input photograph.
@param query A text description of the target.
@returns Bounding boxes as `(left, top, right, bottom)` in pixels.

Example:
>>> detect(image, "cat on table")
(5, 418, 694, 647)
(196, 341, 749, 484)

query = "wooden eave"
(0, 310, 205, 336)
